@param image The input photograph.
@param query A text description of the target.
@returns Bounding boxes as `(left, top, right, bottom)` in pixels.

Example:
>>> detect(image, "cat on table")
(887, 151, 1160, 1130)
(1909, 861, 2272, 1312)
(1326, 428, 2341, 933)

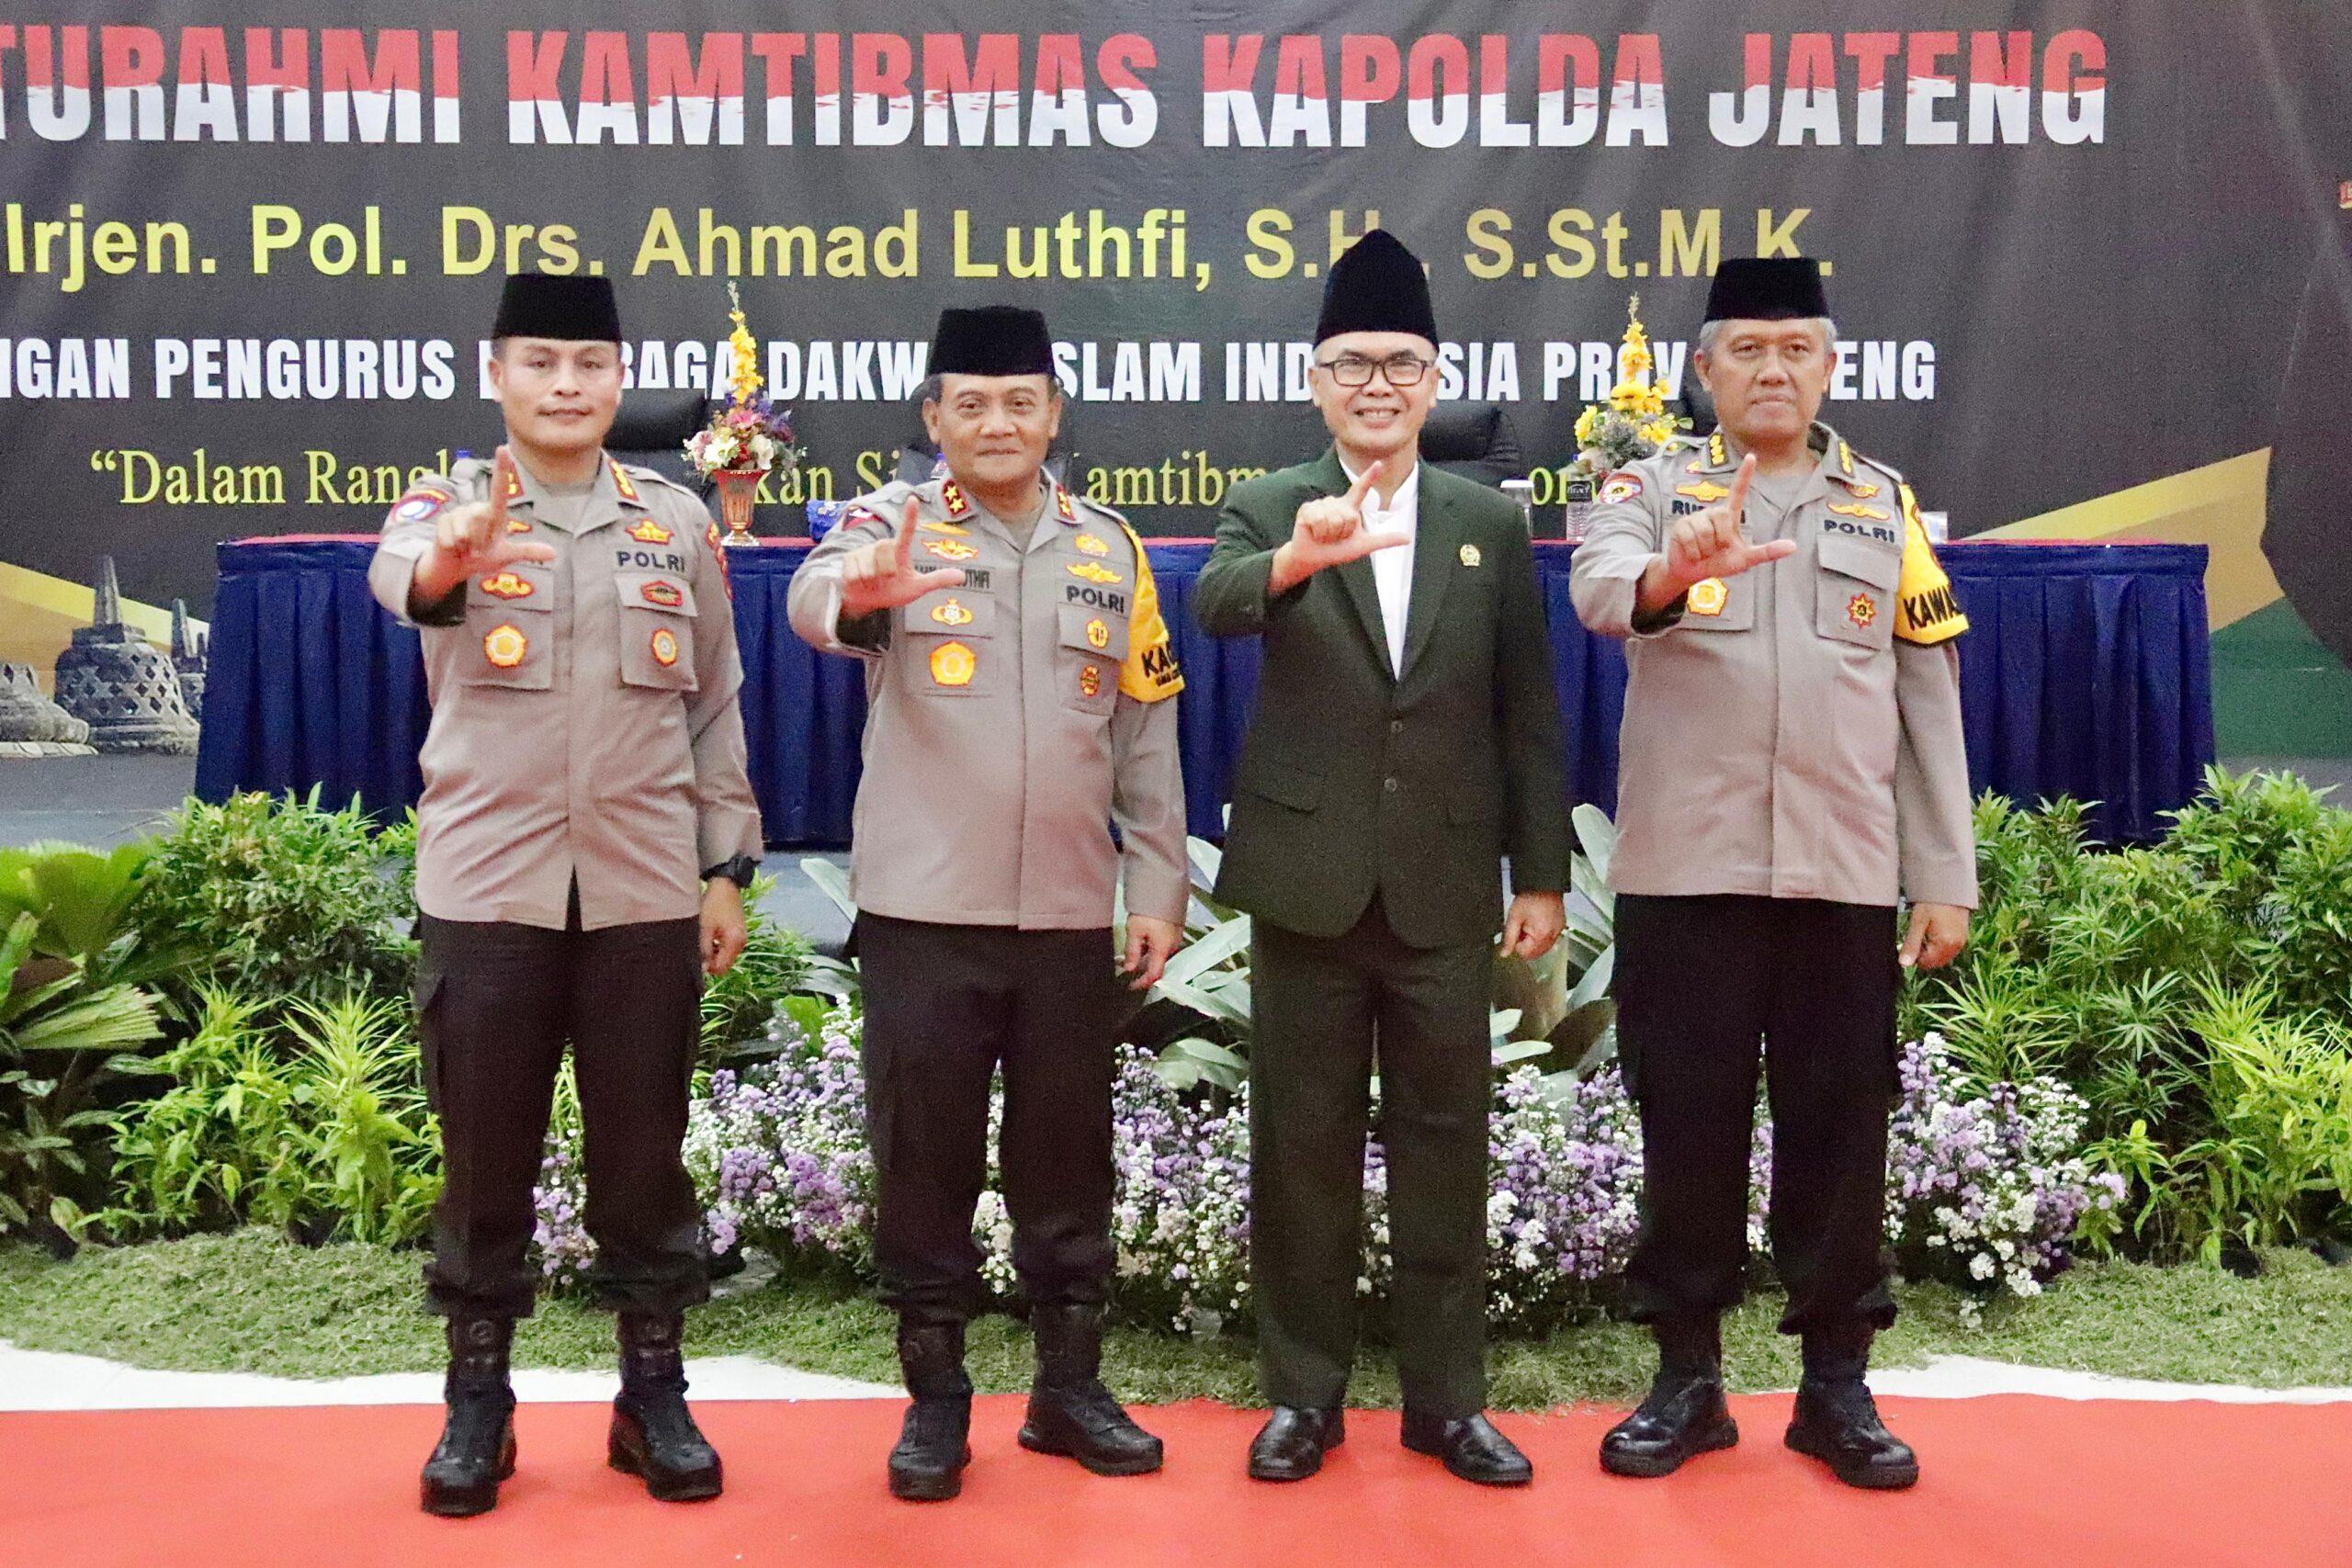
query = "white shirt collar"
(1338, 457, 1421, 523)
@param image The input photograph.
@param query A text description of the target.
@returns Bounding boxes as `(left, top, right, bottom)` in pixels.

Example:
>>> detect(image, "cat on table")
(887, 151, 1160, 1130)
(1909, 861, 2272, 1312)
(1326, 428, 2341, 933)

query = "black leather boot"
(1600, 1314, 1739, 1479)
(420, 1314, 516, 1517)
(608, 1312, 724, 1502)
(1785, 1321, 1918, 1490)
(1017, 1303, 1164, 1476)
(889, 1321, 974, 1502)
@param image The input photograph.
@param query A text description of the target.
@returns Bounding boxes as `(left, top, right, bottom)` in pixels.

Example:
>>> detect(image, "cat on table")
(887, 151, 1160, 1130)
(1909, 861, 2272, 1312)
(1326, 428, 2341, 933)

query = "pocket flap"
(1816, 534, 1901, 589)
(1059, 601, 1128, 661)
(616, 570, 697, 616)
(1243, 757, 1322, 811)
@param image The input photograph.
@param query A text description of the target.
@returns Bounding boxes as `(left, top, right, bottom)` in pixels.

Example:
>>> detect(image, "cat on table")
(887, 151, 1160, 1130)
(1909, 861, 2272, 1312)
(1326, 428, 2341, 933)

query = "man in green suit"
(1193, 231, 1574, 1486)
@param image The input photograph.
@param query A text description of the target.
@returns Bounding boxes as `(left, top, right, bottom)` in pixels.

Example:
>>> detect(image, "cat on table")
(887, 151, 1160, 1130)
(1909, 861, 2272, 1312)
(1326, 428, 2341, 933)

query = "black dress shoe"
(421, 1314, 516, 1517)
(1600, 1371, 1739, 1477)
(1399, 1411, 1532, 1486)
(1248, 1406, 1346, 1482)
(1784, 1381, 1918, 1490)
(608, 1313, 724, 1502)
(1016, 1303, 1164, 1476)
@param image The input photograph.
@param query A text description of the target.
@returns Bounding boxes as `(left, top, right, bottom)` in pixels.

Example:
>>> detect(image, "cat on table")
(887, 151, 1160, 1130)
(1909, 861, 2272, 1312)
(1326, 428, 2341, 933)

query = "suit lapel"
(1397, 467, 1457, 683)
(1310, 449, 1391, 673)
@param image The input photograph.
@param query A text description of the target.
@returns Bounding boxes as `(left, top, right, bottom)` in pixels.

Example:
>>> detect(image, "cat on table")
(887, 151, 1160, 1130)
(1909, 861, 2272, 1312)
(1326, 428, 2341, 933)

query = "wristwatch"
(702, 854, 758, 887)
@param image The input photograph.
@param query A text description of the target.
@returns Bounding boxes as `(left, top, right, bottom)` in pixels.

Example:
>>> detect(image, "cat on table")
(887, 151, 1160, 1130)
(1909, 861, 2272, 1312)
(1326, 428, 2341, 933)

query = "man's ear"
(920, 399, 942, 446)
(1046, 392, 1064, 445)
(1690, 350, 1715, 397)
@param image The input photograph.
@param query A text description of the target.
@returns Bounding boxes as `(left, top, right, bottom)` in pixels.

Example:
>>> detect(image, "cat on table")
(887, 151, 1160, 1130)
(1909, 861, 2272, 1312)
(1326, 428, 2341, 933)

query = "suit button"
(1389, 719, 1404, 735)
(1383, 777, 1398, 794)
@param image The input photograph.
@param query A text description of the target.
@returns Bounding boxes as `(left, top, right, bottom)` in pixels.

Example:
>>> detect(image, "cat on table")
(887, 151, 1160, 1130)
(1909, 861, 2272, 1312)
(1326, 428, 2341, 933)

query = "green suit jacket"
(1193, 449, 1574, 945)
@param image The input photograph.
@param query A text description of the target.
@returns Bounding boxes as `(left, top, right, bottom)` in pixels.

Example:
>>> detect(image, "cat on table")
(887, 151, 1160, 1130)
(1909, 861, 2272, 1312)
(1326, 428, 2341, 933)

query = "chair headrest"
(1419, 401, 1504, 463)
(608, 389, 708, 452)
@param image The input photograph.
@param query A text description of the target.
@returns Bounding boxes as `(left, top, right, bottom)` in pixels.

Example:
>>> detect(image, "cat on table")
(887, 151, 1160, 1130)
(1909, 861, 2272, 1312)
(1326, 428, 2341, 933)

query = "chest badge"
(1080, 664, 1102, 698)
(930, 597, 976, 626)
(1085, 616, 1110, 649)
(1068, 560, 1124, 585)
(1458, 544, 1482, 568)
(628, 518, 674, 544)
(1844, 481, 1882, 500)
(1074, 533, 1110, 557)
(1827, 502, 1892, 521)
(930, 640, 977, 687)
(1687, 579, 1728, 617)
(650, 627, 681, 666)
(482, 624, 528, 667)
(1847, 592, 1879, 630)
(925, 538, 979, 562)
(639, 581, 684, 609)
(479, 570, 535, 601)
(1677, 480, 1730, 504)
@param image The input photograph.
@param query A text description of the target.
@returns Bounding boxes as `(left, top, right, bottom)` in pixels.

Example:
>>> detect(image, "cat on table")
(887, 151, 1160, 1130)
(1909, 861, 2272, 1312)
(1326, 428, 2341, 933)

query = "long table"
(196, 536, 2213, 845)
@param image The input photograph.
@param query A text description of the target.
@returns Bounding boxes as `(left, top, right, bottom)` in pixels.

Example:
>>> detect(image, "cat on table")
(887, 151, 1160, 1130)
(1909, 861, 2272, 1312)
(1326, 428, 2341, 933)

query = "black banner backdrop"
(0, 0, 2346, 633)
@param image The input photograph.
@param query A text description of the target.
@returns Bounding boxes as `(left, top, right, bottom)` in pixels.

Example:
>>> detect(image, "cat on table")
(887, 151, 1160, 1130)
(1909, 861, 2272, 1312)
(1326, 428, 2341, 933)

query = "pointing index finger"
(1344, 459, 1385, 510)
(1724, 452, 1756, 532)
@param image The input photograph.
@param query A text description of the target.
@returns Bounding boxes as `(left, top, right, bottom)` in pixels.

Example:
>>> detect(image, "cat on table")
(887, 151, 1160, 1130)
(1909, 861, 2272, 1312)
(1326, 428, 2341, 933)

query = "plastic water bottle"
(1562, 475, 1595, 545)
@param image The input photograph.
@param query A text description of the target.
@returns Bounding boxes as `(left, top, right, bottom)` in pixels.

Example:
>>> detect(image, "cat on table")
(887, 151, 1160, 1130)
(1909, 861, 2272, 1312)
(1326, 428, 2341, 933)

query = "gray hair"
(1695, 317, 1838, 356)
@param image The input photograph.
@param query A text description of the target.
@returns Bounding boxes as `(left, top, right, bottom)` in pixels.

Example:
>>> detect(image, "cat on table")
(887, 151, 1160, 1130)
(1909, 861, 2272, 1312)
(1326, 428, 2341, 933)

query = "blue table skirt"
(196, 537, 2213, 846)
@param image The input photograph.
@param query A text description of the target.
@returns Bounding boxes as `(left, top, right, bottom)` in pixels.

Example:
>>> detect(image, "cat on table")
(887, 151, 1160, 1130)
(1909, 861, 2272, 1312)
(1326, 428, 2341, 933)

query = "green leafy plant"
(699, 874, 818, 1061)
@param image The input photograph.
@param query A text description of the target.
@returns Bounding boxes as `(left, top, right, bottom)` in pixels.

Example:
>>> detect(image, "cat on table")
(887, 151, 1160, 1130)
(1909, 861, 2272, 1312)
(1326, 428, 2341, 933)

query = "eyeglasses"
(1315, 352, 1432, 387)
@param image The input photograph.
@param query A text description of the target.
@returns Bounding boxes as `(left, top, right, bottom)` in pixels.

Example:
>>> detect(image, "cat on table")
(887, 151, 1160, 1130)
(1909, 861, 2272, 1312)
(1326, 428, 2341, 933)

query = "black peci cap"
(930, 305, 1056, 377)
(1702, 257, 1831, 323)
(1313, 230, 1437, 346)
(492, 274, 623, 343)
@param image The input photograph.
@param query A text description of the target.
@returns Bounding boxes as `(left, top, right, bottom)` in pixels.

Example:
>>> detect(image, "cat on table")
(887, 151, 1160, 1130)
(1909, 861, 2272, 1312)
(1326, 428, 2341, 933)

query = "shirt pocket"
(615, 570, 700, 692)
(459, 564, 556, 689)
(899, 593, 996, 698)
(1057, 601, 1126, 716)
(1815, 535, 1900, 651)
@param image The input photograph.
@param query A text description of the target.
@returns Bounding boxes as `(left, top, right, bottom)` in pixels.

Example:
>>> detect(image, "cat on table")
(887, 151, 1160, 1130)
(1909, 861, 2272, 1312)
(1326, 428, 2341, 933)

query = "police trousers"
(854, 913, 1120, 1329)
(1616, 894, 1901, 1335)
(414, 902, 707, 1320)
(1250, 898, 1493, 1420)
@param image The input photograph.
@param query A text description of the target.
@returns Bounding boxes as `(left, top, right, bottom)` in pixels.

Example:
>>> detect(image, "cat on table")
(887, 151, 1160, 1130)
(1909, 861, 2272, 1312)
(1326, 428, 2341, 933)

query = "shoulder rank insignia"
(1068, 560, 1125, 585)
(650, 626, 681, 666)
(1459, 544, 1481, 568)
(1687, 579, 1728, 617)
(1837, 441, 1858, 479)
(1074, 533, 1111, 557)
(921, 520, 971, 536)
(1848, 592, 1879, 630)
(479, 570, 535, 601)
(392, 491, 445, 524)
(1086, 616, 1111, 649)
(609, 460, 640, 502)
(925, 538, 979, 562)
(628, 518, 673, 544)
(1827, 502, 1892, 521)
(1707, 431, 1728, 467)
(1056, 487, 1078, 523)
(1600, 474, 1644, 504)
(482, 624, 528, 667)
(940, 479, 971, 517)
(1080, 664, 1102, 698)
(503, 465, 525, 502)
(1676, 480, 1730, 504)
(930, 597, 975, 626)
(929, 640, 977, 687)
(640, 580, 684, 608)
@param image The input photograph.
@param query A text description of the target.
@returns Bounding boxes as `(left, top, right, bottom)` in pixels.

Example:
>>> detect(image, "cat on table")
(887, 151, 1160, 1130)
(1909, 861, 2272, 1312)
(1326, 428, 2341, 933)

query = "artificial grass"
(6, 1231, 2352, 1406)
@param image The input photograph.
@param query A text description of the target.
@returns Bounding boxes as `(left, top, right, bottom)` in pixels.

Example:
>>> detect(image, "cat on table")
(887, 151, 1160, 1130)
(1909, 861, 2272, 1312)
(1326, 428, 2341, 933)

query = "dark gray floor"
(0, 756, 852, 951)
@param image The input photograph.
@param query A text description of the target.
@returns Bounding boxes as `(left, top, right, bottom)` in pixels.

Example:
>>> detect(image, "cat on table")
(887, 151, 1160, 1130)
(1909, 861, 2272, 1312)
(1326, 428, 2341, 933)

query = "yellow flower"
(1622, 345, 1653, 377)
(1574, 407, 1600, 445)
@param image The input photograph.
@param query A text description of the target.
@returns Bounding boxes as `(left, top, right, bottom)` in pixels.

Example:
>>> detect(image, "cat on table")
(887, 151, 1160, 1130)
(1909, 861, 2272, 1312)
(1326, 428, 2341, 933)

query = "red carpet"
(4, 1393, 2344, 1568)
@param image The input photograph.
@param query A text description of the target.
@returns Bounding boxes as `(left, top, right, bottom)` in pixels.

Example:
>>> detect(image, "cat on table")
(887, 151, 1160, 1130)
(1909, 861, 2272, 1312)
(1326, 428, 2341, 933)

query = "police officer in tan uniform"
(1569, 259, 1974, 1491)
(369, 275, 761, 1517)
(787, 305, 1188, 1502)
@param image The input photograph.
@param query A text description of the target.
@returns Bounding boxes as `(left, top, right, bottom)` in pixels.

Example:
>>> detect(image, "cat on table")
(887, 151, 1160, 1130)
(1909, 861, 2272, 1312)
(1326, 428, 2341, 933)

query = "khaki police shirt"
(368, 452, 764, 931)
(1568, 423, 1977, 910)
(786, 473, 1189, 930)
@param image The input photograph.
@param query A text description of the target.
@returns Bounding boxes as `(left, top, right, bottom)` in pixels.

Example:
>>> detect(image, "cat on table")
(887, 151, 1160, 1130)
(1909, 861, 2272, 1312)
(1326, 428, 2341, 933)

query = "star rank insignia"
(650, 627, 681, 666)
(482, 624, 528, 667)
(1074, 533, 1111, 557)
(940, 479, 971, 517)
(925, 539, 979, 562)
(1848, 592, 1879, 629)
(502, 465, 525, 501)
(479, 570, 535, 600)
(1056, 488, 1078, 523)
(1687, 579, 1728, 616)
(929, 640, 977, 687)
(628, 518, 674, 544)
(1067, 560, 1124, 585)
(609, 460, 640, 502)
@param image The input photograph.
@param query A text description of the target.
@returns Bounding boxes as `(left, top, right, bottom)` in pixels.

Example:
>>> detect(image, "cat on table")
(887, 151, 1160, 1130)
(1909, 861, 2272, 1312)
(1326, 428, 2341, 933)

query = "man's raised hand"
(1270, 460, 1412, 592)
(410, 446, 555, 608)
(839, 495, 968, 616)
(1661, 453, 1794, 591)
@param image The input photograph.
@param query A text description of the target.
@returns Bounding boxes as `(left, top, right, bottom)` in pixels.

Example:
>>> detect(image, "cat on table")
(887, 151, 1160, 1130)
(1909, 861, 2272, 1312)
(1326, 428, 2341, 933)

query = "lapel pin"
(1459, 544, 1481, 568)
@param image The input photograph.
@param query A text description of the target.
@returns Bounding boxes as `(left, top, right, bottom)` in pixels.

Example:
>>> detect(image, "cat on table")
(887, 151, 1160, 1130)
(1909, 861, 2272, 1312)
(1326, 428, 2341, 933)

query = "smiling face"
(1692, 318, 1834, 450)
(490, 336, 622, 459)
(1309, 329, 1440, 467)
(922, 373, 1062, 494)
